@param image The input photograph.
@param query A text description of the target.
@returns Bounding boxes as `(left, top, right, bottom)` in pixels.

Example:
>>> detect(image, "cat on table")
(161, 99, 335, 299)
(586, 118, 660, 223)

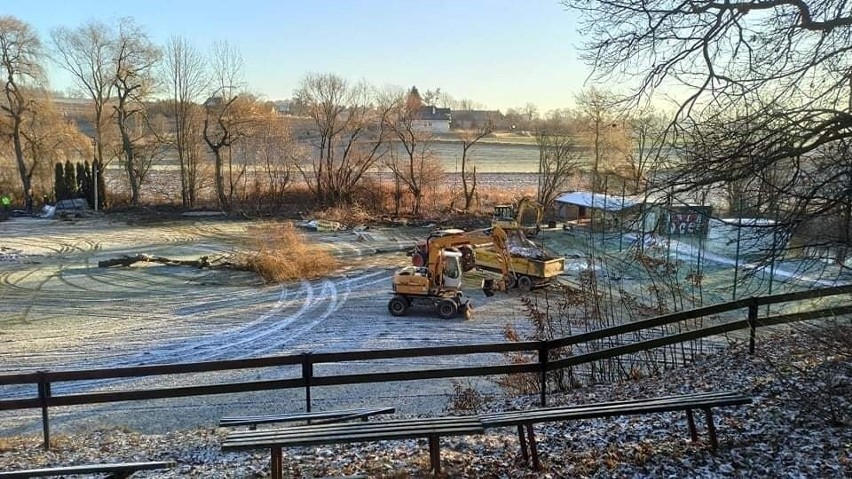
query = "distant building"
(413, 105, 451, 133)
(272, 100, 291, 115)
(451, 110, 503, 130)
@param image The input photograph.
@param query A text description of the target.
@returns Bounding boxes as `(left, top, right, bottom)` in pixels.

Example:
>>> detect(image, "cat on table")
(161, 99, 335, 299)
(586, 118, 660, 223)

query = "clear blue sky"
(5, 0, 592, 112)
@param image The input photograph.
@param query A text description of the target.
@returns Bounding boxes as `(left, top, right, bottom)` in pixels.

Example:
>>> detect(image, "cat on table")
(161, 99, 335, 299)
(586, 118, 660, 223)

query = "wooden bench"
(481, 391, 752, 470)
(0, 460, 175, 478)
(222, 416, 484, 478)
(219, 406, 395, 430)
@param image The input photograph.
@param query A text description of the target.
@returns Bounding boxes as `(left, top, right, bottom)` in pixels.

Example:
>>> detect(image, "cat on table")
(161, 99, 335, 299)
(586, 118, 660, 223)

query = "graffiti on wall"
(661, 206, 712, 236)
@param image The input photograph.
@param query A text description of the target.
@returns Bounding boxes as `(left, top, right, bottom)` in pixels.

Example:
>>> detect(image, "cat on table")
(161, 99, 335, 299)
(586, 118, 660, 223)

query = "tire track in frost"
(22, 270, 390, 398)
(246, 271, 391, 357)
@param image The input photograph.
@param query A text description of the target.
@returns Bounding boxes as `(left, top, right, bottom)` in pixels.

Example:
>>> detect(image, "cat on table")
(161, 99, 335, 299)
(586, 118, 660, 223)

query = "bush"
(239, 222, 339, 283)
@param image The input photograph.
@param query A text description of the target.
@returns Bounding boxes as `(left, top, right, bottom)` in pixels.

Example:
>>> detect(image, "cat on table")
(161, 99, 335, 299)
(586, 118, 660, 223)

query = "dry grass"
(239, 222, 339, 283)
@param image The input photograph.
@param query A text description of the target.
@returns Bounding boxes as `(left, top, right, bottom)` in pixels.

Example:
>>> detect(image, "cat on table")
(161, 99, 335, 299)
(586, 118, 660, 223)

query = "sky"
(3, 0, 594, 112)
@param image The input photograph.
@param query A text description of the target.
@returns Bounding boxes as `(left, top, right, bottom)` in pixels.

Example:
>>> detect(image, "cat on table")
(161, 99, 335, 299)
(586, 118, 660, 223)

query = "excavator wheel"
(436, 300, 458, 319)
(388, 295, 410, 316)
(411, 252, 426, 267)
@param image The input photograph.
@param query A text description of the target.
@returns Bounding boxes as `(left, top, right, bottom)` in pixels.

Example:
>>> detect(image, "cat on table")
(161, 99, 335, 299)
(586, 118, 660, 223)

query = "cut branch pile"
(97, 254, 246, 271)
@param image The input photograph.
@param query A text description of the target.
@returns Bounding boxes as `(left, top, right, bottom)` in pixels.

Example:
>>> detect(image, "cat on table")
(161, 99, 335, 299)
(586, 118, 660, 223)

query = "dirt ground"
(0, 213, 537, 436)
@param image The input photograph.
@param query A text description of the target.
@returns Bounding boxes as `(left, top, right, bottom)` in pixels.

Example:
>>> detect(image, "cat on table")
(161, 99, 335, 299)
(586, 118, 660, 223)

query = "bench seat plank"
(222, 416, 484, 479)
(0, 460, 175, 479)
(482, 393, 750, 427)
(224, 418, 483, 449)
(480, 391, 751, 471)
(220, 407, 395, 428)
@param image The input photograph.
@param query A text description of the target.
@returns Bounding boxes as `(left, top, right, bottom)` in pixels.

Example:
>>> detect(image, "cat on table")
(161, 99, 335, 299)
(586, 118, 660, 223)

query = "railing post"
(538, 341, 548, 407)
(37, 371, 51, 451)
(302, 353, 313, 413)
(748, 298, 758, 355)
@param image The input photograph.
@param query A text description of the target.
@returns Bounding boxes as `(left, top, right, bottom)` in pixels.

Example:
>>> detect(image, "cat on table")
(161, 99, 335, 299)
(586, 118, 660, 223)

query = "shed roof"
(554, 191, 640, 212)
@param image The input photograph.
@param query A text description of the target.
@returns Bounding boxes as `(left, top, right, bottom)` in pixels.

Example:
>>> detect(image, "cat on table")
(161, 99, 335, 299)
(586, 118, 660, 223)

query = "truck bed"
(474, 246, 565, 280)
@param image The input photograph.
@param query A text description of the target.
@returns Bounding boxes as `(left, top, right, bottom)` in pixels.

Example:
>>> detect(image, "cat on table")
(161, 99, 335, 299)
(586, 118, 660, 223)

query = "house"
(451, 110, 503, 130)
(413, 105, 451, 133)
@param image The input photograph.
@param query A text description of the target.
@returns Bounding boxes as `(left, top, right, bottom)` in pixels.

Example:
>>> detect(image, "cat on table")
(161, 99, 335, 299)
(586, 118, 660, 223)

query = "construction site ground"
(0, 213, 847, 437)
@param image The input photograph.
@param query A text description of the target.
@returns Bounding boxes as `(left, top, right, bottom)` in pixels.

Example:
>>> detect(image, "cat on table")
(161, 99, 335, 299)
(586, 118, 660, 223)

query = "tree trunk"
(12, 120, 33, 213)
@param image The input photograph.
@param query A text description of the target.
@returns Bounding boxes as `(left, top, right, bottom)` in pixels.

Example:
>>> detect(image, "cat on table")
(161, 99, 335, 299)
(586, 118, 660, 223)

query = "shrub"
(239, 222, 339, 283)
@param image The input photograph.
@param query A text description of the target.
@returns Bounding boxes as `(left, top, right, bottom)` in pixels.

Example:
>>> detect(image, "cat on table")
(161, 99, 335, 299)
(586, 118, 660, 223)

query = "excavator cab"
(492, 197, 544, 236)
(493, 204, 515, 222)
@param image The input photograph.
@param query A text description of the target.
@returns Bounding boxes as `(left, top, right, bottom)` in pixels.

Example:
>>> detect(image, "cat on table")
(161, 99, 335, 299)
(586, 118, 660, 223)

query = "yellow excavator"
(492, 196, 545, 236)
(388, 227, 511, 319)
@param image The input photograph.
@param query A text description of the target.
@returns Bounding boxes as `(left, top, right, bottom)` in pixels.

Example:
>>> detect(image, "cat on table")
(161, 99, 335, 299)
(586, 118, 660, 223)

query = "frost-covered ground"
(1, 332, 849, 478)
(0, 214, 534, 436)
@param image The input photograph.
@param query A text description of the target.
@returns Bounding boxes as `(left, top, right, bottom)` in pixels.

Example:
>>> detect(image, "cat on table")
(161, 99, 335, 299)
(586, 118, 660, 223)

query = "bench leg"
(428, 434, 441, 474)
(525, 423, 541, 471)
(271, 445, 283, 479)
(686, 409, 698, 442)
(107, 473, 131, 479)
(517, 425, 530, 465)
(703, 408, 718, 451)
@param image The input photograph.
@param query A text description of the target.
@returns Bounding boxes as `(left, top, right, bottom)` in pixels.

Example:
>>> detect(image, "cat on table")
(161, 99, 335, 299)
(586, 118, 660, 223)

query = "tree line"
(0, 14, 674, 218)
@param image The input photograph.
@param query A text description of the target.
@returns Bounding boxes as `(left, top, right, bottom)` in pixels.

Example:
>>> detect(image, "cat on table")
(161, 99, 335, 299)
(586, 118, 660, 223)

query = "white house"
(412, 106, 451, 133)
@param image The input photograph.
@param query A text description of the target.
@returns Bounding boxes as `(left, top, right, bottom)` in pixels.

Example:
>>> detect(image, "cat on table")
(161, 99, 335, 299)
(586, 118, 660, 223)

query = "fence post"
(748, 299, 758, 355)
(302, 353, 313, 413)
(538, 342, 548, 407)
(37, 371, 51, 451)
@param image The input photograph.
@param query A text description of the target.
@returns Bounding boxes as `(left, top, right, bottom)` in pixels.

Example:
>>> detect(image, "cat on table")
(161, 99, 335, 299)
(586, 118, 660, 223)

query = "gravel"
(2, 331, 849, 478)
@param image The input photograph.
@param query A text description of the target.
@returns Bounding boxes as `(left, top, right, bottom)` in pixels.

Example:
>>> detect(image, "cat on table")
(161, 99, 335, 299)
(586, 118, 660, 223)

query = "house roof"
(416, 106, 451, 121)
(554, 191, 641, 212)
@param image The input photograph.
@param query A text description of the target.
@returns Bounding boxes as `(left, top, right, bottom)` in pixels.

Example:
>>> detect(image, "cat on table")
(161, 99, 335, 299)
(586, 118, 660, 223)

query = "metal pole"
(93, 161, 98, 212)
(733, 213, 743, 300)
(538, 343, 548, 407)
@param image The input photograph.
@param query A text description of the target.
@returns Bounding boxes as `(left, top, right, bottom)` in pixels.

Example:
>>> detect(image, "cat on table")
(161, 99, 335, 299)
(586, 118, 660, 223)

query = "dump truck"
(389, 227, 512, 319)
(473, 228, 564, 291)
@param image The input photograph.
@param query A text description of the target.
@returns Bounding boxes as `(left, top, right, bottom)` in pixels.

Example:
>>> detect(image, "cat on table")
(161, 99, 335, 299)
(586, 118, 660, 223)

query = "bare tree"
(241, 115, 299, 204)
(19, 96, 91, 202)
(0, 16, 44, 213)
(384, 86, 440, 216)
(575, 88, 628, 191)
(112, 18, 161, 206)
(535, 114, 582, 207)
(204, 40, 247, 210)
(565, 0, 852, 259)
(459, 117, 494, 211)
(625, 106, 668, 193)
(295, 73, 392, 205)
(522, 102, 539, 125)
(51, 21, 115, 181)
(163, 35, 208, 208)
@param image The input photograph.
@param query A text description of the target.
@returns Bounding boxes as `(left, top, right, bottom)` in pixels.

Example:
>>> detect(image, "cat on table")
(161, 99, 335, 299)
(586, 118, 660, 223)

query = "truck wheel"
(517, 275, 534, 292)
(388, 296, 410, 316)
(437, 300, 458, 319)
